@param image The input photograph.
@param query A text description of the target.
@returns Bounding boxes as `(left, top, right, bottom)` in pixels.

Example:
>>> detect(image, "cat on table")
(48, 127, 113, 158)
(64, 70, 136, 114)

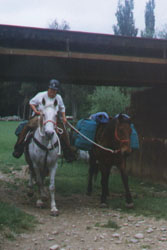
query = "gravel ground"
(1, 168, 167, 250)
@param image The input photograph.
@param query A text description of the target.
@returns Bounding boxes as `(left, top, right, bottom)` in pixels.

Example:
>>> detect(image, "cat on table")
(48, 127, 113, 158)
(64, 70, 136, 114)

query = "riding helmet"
(48, 79, 60, 90)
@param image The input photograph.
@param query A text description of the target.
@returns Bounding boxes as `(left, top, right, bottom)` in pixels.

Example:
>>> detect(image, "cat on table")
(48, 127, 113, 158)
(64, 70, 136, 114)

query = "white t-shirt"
(29, 91, 65, 113)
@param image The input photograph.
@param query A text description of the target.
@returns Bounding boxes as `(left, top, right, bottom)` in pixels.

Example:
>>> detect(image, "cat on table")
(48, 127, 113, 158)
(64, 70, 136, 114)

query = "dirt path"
(1, 169, 167, 250)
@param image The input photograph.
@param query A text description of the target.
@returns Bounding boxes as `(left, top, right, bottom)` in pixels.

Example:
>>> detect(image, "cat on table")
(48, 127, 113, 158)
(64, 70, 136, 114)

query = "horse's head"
(114, 114, 132, 155)
(40, 98, 58, 140)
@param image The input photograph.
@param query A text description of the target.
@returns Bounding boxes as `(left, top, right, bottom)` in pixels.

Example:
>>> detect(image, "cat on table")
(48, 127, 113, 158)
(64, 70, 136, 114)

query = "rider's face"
(48, 88, 57, 98)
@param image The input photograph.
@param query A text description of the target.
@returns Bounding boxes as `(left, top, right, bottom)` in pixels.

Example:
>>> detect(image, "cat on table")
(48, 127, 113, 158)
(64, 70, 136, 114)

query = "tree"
(156, 24, 167, 39)
(88, 86, 131, 116)
(19, 82, 37, 119)
(0, 81, 22, 117)
(113, 0, 138, 36)
(62, 84, 95, 119)
(141, 0, 155, 38)
(48, 19, 70, 30)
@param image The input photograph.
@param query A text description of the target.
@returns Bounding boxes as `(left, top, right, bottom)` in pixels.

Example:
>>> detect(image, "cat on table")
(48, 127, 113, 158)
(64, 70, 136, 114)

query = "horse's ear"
(118, 113, 123, 122)
(42, 98, 46, 106)
(54, 99, 58, 107)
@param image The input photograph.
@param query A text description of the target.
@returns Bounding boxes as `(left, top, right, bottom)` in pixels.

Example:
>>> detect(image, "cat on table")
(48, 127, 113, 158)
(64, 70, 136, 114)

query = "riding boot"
(57, 119, 77, 163)
(12, 125, 30, 158)
(59, 136, 77, 163)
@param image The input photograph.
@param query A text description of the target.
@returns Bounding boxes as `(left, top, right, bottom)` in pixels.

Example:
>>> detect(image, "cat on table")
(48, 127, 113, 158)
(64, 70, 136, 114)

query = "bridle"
(43, 119, 57, 126)
(114, 125, 130, 143)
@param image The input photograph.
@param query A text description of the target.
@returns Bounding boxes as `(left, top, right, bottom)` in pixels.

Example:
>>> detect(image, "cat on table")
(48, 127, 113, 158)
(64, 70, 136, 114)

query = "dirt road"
(1, 170, 167, 250)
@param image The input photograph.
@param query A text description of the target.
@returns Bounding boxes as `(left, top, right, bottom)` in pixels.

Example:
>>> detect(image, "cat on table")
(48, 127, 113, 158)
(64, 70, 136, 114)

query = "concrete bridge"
(0, 24, 167, 86)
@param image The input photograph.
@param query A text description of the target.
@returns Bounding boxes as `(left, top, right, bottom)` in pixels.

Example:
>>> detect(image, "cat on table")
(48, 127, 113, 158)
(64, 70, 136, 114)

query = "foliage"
(19, 82, 38, 119)
(0, 202, 36, 236)
(156, 24, 167, 39)
(87, 86, 131, 116)
(19, 82, 37, 97)
(62, 83, 95, 119)
(141, 0, 155, 38)
(48, 18, 70, 30)
(0, 82, 22, 117)
(95, 220, 120, 229)
(113, 0, 138, 36)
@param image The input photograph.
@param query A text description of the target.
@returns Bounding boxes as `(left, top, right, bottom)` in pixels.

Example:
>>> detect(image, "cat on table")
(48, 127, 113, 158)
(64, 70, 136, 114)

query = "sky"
(0, 0, 167, 35)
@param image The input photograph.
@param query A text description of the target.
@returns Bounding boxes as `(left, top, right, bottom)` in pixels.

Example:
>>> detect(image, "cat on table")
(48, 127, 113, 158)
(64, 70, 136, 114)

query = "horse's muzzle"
(120, 145, 132, 155)
(45, 130, 54, 140)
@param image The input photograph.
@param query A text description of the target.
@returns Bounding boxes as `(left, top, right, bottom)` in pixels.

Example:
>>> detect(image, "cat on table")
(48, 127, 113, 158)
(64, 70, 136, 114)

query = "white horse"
(25, 98, 62, 216)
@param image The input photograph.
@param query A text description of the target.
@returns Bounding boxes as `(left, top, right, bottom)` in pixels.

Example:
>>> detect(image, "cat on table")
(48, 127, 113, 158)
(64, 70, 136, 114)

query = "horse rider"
(12, 79, 76, 162)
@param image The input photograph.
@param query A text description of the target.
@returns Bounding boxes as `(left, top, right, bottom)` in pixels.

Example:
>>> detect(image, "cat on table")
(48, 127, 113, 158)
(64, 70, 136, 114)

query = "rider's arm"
(61, 111, 67, 124)
(29, 92, 44, 116)
(29, 104, 41, 116)
(57, 94, 67, 124)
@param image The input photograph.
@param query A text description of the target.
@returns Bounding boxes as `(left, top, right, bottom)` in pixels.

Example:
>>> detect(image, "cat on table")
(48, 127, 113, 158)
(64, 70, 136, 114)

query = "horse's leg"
(100, 166, 110, 206)
(27, 169, 34, 197)
(119, 159, 134, 208)
(33, 165, 45, 208)
(49, 163, 59, 216)
(87, 150, 96, 195)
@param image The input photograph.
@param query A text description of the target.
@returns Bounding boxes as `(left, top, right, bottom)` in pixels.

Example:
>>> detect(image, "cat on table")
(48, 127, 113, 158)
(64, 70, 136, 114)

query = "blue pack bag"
(74, 119, 97, 151)
(15, 120, 28, 136)
(130, 124, 139, 149)
(90, 112, 109, 124)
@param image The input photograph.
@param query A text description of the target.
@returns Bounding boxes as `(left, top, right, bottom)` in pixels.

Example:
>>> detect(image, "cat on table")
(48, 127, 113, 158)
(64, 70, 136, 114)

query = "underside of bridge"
(0, 24, 167, 87)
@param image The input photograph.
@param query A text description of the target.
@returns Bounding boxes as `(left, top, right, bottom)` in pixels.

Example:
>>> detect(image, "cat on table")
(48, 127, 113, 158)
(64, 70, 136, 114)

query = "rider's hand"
(62, 117, 67, 124)
(35, 111, 41, 116)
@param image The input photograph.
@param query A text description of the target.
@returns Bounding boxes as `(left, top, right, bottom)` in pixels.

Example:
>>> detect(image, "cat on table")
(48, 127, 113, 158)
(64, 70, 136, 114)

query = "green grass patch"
(0, 202, 37, 237)
(95, 220, 119, 229)
(0, 121, 25, 173)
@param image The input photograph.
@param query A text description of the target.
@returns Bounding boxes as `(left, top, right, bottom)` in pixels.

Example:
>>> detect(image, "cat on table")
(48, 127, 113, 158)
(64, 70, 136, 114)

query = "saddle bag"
(90, 112, 109, 123)
(15, 120, 28, 136)
(74, 119, 97, 151)
(130, 124, 139, 149)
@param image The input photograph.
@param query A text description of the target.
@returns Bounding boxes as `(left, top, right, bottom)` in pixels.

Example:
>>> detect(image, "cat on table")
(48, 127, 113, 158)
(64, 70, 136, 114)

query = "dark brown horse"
(87, 114, 134, 208)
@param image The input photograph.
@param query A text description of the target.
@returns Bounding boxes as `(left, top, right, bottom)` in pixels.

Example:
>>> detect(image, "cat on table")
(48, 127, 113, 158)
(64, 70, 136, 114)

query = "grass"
(0, 121, 25, 173)
(0, 121, 37, 239)
(1, 121, 167, 239)
(0, 202, 37, 237)
(95, 220, 119, 229)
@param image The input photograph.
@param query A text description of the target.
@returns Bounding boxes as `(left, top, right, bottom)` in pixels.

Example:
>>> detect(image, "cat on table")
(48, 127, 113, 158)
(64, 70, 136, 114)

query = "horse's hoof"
(100, 203, 108, 208)
(50, 210, 59, 216)
(126, 202, 134, 209)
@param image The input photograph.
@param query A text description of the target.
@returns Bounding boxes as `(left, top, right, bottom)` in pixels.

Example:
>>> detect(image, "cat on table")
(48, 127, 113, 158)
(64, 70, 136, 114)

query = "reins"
(67, 121, 120, 154)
